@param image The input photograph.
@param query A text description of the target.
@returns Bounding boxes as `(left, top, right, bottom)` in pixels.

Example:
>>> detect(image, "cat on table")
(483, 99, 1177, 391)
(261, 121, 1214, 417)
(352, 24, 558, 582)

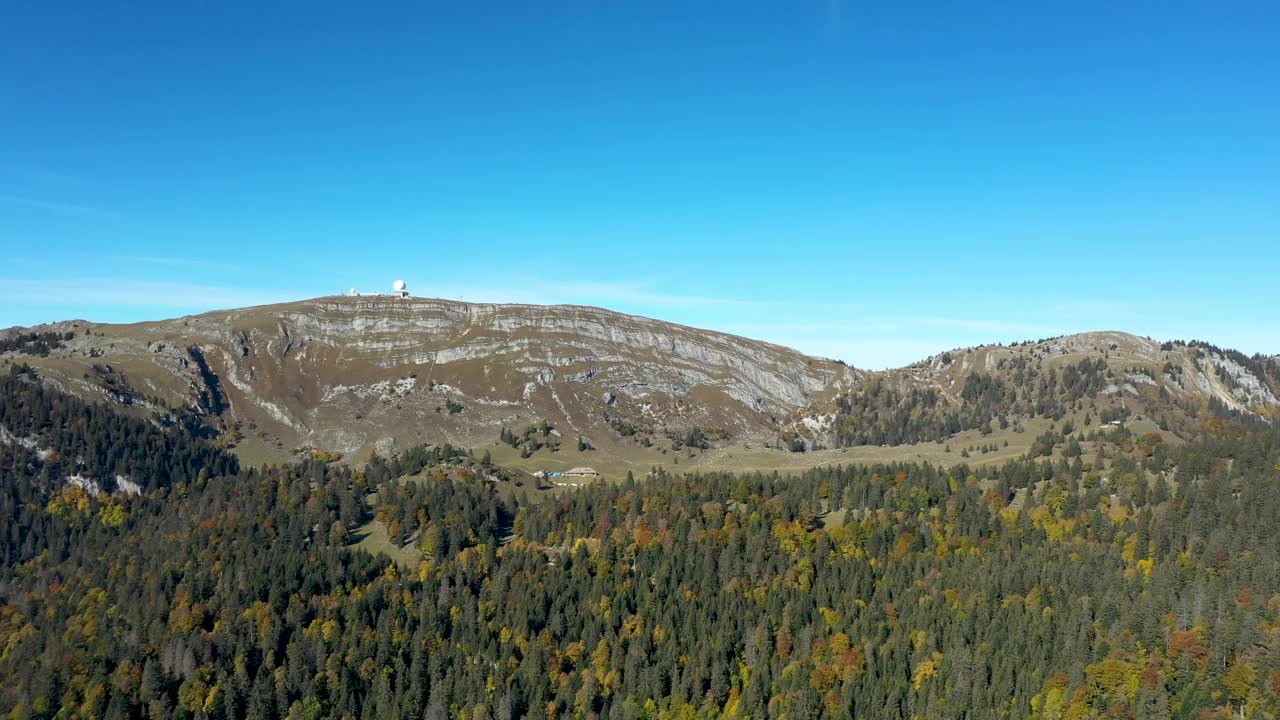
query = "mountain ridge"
(3, 296, 1276, 470)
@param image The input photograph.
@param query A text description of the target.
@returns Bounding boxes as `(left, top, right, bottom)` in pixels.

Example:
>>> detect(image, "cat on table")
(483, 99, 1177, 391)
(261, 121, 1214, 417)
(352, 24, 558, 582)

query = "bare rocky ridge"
(1, 297, 857, 457)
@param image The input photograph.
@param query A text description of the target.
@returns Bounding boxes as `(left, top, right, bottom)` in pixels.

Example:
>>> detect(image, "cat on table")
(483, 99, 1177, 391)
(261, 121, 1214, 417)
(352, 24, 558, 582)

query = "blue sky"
(2, 2, 1277, 368)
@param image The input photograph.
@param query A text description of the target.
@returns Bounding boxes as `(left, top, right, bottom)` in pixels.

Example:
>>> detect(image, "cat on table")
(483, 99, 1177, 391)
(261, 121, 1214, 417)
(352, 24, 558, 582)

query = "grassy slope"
(481, 416, 1054, 480)
(351, 518, 422, 568)
(479, 405, 1178, 481)
(230, 436, 297, 468)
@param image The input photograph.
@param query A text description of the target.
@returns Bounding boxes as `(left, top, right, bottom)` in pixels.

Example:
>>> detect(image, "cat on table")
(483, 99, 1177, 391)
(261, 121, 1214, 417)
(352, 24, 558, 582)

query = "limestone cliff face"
(5, 297, 857, 456)
(255, 298, 842, 408)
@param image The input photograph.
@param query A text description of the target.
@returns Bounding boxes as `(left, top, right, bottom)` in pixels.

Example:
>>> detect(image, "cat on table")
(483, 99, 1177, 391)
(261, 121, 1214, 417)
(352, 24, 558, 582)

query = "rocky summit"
(0, 297, 856, 459)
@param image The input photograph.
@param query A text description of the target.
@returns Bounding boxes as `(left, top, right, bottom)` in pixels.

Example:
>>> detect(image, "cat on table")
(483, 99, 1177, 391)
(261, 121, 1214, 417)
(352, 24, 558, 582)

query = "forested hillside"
(3, 366, 1280, 719)
(804, 335, 1280, 452)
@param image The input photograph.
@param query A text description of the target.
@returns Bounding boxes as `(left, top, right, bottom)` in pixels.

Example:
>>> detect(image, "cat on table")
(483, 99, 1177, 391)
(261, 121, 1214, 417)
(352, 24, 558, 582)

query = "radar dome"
(393, 280, 407, 292)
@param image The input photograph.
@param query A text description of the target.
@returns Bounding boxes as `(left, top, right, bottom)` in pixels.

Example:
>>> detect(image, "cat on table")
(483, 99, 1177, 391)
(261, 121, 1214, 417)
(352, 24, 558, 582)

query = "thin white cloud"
(6, 274, 1265, 370)
(422, 279, 756, 310)
(5, 167, 104, 188)
(0, 194, 120, 219)
(722, 317, 1060, 339)
(118, 255, 244, 272)
(806, 337, 962, 370)
(913, 317, 1062, 336)
(0, 278, 301, 313)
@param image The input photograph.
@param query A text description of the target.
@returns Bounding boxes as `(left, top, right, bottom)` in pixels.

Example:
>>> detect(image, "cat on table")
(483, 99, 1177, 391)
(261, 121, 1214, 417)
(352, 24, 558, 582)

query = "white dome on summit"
(393, 279, 407, 292)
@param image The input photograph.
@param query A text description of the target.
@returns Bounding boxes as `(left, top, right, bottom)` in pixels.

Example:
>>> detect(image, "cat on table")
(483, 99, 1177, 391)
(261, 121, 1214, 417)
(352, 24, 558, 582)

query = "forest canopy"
(2, 366, 1280, 720)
